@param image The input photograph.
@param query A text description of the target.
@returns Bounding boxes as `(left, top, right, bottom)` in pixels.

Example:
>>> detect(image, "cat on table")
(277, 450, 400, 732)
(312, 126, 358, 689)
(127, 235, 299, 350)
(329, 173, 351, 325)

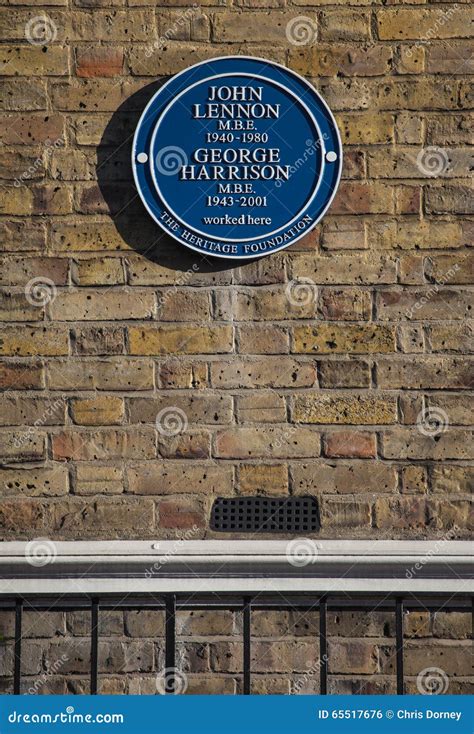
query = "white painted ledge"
(0, 540, 472, 597)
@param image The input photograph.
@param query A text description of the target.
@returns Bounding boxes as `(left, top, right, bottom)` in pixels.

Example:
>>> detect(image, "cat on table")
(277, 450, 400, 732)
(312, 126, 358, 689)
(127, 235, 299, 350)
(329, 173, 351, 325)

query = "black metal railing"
(6, 592, 473, 696)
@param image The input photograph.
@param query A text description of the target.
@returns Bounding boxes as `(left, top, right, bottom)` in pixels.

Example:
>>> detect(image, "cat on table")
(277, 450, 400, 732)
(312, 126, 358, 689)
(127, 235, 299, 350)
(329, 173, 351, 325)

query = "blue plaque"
(133, 56, 342, 259)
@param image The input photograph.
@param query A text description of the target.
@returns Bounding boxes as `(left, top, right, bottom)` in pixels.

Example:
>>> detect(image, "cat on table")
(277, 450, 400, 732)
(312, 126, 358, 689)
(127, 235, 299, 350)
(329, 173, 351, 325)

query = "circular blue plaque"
(133, 56, 342, 260)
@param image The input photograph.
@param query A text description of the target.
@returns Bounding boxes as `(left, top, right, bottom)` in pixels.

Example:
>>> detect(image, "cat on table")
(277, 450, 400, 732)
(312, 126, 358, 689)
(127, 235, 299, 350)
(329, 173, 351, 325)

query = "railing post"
(395, 598, 404, 695)
(165, 594, 176, 693)
(13, 599, 22, 695)
(90, 598, 99, 695)
(319, 596, 328, 695)
(243, 597, 252, 695)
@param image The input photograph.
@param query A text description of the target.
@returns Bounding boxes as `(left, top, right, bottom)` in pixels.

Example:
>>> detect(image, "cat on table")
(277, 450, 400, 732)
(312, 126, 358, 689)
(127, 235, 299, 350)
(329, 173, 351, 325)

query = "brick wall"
(1, 608, 472, 694)
(0, 0, 472, 542)
(0, 0, 472, 696)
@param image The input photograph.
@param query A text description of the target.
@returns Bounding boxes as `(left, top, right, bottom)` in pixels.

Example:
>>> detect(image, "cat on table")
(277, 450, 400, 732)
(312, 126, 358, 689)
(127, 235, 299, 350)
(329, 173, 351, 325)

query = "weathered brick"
(71, 258, 125, 286)
(0, 80, 48, 111)
(210, 357, 315, 388)
(426, 393, 472, 426)
(292, 254, 396, 284)
(293, 461, 397, 494)
(0, 361, 44, 389)
(294, 393, 396, 424)
(0, 257, 67, 287)
(426, 185, 473, 215)
(424, 253, 473, 284)
(381, 428, 473, 460)
(323, 498, 372, 528)
(238, 463, 288, 495)
(290, 45, 391, 78)
(323, 431, 376, 458)
(234, 256, 286, 286)
(0, 429, 45, 462)
(368, 220, 462, 250)
(236, 324, 289, 354)
(158, 497, 205, 529)
(75, 47, 124, 77)
(51, 428, 156, 461)
(50, 290, 155, 321)
(72, 326, 124, 355)
(158, 359, 207, 389)
(337, 113, 394, 144)
(215, 426, 321, 459)
(231, 287, 317, 320)
(0, 220, 46, 253)
(377, 288, 472, 320)
(0, 466, 68, 496)
(333, 182, 395, 214)
(377, 8, 473, 40)
(127, 463, 232, 495)
(158, 431, 210, 460)
(213, 12, 304, 43)
(318, 359, 371, 388)
(328, 640, 378, 674)
(0, 326, 68, 356)
(0, 115, 65, 145)
(50, 498, 155, 536)
(292, 324, 395, 354)
(47, 359, 153, 390)
(128, 325, 233, 355)
(401, 465, 427, 494)
(431, 465, 473, 494)
(157, 290, 211, 321)
(0, 46, 69, 76)
(0, 291, 44, 322)
(319, 288, 371, 320)
(75, 464, 123, 495)
(236, 393, 286, 423)
(374, 497, 428, 530)
(0, 498, 45, 535)
(377, 357, 472, 389)
(320, 9, 370, 41)
(404, 641, 472, 677)
(71, 396, 124, 425)
(0, 396, 65, 426)
(427, 323, 474, 353)
(129, 395, 232, 425)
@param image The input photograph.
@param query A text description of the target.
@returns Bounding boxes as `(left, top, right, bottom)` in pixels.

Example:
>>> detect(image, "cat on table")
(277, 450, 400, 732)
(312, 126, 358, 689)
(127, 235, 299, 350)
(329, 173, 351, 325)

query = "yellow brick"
(293, 324, 396, 354)
(71, 396, 124, 425)
(129, 325, 233, 355)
